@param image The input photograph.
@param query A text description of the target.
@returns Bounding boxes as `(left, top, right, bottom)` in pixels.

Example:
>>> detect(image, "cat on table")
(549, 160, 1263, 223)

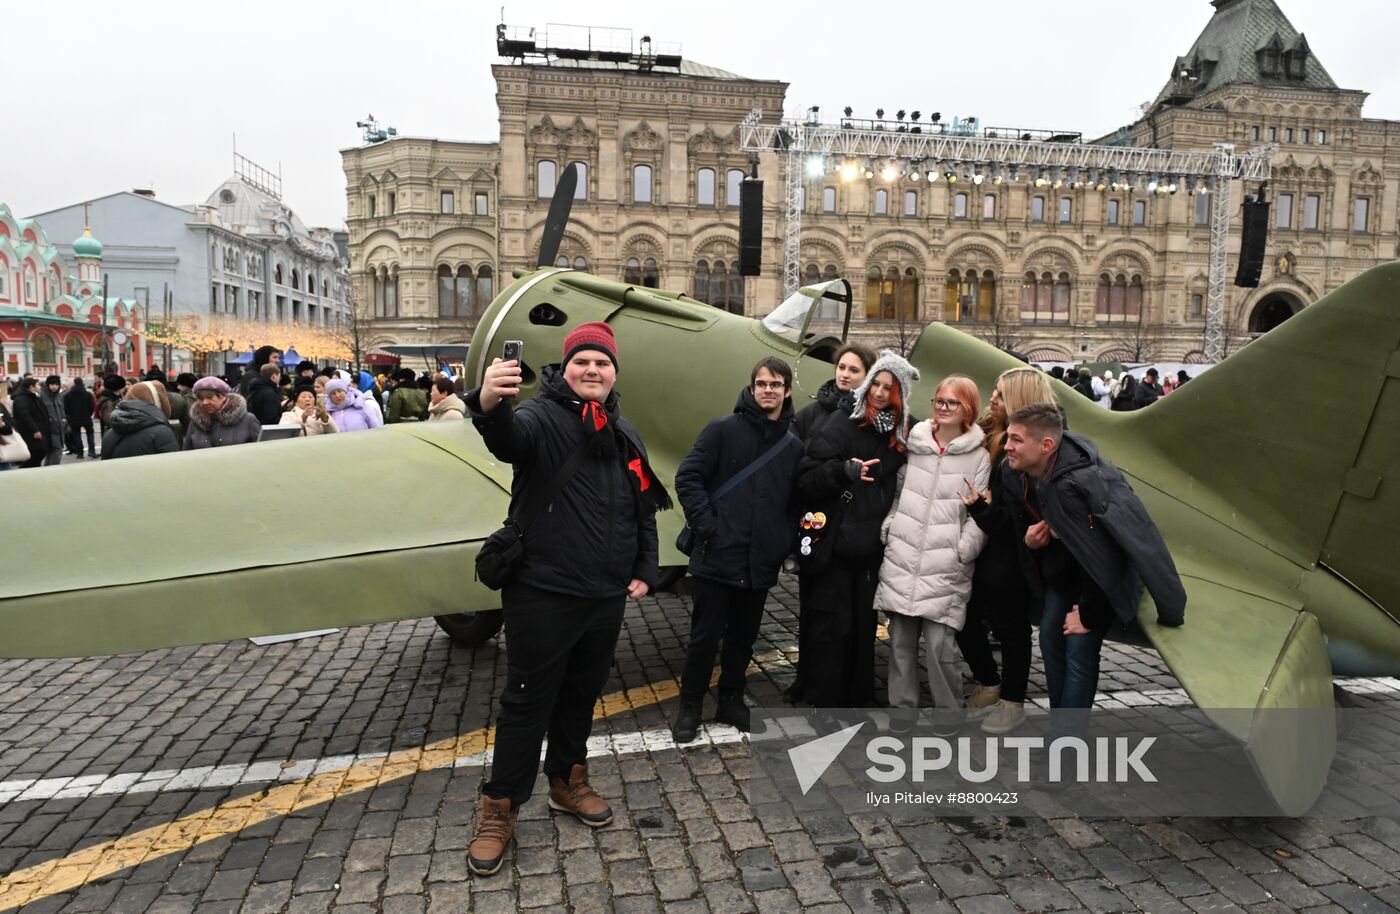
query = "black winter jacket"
(966, 448, 1031, 593)
(101, 400, 181, 459)
(10, 389, 48, 454)
(63, 385, 95, 425)
(1133, 380, 1163, 409)
(467, 365, 661, 598)
(791, 379, 853, 443)
(797, 412, 906, 562)
(999, 432, 1186, 628)
(674, 388, 803, 590)
(245, 376, 284, 426)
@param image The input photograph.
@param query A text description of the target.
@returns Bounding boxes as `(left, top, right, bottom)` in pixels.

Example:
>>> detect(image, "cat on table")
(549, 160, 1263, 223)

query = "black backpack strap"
(508, 439, 592, 533)
(709, 431, 799, 504)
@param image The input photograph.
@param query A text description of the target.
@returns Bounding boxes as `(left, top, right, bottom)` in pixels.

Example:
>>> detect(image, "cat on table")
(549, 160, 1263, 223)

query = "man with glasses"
(671, 357, 804, 742)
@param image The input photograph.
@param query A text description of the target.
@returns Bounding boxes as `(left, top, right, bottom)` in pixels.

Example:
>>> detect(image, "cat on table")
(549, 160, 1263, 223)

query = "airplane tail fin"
(1134, 262, 1400, 615)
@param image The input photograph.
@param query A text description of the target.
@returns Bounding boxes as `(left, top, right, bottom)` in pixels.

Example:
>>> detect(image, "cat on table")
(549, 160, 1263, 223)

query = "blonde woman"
(876, 374, 990, 734)
(960, 367, 1058, 734)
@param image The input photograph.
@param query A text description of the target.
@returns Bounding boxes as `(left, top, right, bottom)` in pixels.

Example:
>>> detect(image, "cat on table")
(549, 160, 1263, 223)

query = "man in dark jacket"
(463, 321, 670, 877)
(1001, 403, 1185, 718)
(38, 376, 67, 466)
(96, 375, 125, 431)
(1133, 367, 1164, 409)
(672, 357, 803, 742)
(238, 346, 282, 396)
(63, 377, 97, 458)
(10, 378, 49, 468)
(246, 364, 285, 426)
(387, 368, 428, 422)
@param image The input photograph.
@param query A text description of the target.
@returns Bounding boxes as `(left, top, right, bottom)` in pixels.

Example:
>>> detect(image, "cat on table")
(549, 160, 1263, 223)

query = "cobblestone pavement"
(4, 576, 1400, 913)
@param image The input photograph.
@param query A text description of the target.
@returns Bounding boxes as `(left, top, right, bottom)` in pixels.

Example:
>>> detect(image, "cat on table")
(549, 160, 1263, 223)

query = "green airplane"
(3, 167, 1397, 815)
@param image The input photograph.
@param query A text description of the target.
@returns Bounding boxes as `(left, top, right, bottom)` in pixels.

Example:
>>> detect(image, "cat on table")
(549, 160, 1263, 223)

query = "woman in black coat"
(791, 351, 916, 708)
(9, 379, 49, 468)
(101, 382, 180, 459)
(785, 342, 876, 703)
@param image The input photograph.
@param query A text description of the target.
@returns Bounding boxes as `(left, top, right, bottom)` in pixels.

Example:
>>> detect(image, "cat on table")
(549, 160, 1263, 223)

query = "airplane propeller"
(536, 162, 579, 268)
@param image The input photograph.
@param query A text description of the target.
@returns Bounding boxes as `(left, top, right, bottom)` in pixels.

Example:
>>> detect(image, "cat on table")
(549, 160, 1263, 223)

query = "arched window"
(476, 265, 494, 305)
(1021, 271, 1070, 324)
(574, 256, 588, 272)
(642, 258, 659, 288)
(797, 186, 806, 210)
(633, 165, 652, 204)
(944, 270, 996, 322)
(292, 269, 300, 291)
(24, 264, 36, 302)
(875, 190, 888, 215)
(624, 257, 642, 284)
(67, 336, 85, 366)
(694, 259, 743, 313)
(437, 264, 454, 315)
(822, 187, 836, 212)
(537, 160, 557, 198)
(954, 193, 968, 219)
(556, 255, 569, 268)
(983, 194, 997, 219)
(866, 264, 919, 321)
(697, 168, 716, 206)
(726, 169, 745, 208)
(323, 279, 329, 297)
(385, 267, 398, 316)
(1095, 272, 1143, 323)
(571, 162, 588, 200)
(904, 191, 917, 216)
(456, 265, 473, 315)
(804, 263, 820, 285)
(371, 268, 384, 316)
(31, 334, 57, 365)
(275, 264, 284, 285)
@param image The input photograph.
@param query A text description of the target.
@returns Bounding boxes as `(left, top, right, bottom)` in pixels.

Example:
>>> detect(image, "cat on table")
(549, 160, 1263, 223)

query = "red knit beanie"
(562, 321, 619, 370)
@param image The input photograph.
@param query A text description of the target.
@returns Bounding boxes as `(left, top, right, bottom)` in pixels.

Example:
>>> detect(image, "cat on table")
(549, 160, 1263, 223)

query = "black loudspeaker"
(1235, 197, 1270, 288)
(739, 178, 763, 276)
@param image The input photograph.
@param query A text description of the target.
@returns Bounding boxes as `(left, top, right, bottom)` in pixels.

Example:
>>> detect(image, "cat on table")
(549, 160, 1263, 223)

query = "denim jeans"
(1039, 588, 1106, 710)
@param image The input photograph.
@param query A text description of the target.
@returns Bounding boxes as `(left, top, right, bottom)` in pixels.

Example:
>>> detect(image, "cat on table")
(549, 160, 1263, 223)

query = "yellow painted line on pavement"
(0, 674, 691, 909)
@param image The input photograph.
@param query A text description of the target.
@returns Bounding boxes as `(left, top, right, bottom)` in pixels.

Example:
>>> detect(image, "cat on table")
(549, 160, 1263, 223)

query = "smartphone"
(502, 340, 523, 364)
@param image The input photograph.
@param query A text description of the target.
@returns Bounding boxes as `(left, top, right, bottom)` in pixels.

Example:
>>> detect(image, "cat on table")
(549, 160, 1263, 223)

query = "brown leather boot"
(547, 763, 613, 827)
(466, 795, 517, 876)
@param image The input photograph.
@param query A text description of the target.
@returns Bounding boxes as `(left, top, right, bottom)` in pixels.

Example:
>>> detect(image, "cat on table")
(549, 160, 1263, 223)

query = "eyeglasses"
(753, 380, 787, 391)
(933, 399, 963, 410)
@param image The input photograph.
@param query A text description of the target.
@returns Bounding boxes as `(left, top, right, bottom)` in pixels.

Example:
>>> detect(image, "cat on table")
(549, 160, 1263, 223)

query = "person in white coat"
(876, 374, 992, 733)
(1093, 370, 1114, 408)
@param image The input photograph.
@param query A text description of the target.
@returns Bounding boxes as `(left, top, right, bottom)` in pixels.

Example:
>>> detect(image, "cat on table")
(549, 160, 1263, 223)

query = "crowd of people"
(456, 326, 1188, 876)
(0, 345, 465, 470)
(1048, 363, 1193, 410)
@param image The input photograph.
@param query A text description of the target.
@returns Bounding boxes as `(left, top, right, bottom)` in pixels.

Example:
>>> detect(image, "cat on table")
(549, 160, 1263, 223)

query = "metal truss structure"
(740, 109, 1275, 361)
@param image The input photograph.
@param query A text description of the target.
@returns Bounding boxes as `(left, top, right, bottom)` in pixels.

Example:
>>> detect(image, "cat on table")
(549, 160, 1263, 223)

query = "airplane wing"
(1, 423, 512, 658)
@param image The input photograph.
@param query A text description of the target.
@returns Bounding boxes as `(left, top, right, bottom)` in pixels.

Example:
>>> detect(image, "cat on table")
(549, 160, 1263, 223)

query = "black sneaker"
(714, 693, 751, 732)
(672, 700, 703, 743)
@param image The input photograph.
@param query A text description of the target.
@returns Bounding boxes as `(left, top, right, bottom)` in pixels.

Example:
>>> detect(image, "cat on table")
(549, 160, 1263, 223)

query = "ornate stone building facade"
(344, 0, 1399, 363)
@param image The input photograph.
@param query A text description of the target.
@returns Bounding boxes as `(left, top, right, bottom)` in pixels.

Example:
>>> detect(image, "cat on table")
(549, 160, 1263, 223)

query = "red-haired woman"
(794, 350, 918, 708)
(875, 374, 991, 733)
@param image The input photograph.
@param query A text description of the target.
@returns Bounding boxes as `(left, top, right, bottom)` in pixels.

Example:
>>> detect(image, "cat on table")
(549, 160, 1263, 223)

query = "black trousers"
(483, 582, 625, 808)
(794, 558, 880, 708)
(67, 422, 95, 455)
(679, 577, 767, 702)
(956, 581, 1037, 704)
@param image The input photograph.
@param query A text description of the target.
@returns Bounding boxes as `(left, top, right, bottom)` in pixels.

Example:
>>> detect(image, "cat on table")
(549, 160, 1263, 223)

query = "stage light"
(881, 163, 898, 182)
(805, 155, 826, 178)
(1147, 179, 1159, 194)
(945, 170, 958, 184)
(926, 168, 939, 182)
(840, 161, 858, 182)
(863, 159, 876, 179)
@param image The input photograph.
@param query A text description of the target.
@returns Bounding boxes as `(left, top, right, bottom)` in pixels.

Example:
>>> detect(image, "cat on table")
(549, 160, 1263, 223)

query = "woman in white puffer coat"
(876, 374, 991, 731)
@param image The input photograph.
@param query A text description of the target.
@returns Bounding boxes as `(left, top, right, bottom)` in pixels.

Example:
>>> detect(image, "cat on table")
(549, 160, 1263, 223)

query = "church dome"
(73, 227, 103, 258)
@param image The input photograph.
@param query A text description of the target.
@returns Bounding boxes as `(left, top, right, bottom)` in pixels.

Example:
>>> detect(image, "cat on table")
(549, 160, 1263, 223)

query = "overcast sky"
(7, 0, 1398, 231)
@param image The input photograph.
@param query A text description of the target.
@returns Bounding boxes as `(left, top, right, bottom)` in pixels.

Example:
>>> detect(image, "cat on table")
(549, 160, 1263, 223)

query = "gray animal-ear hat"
(848, 349, 920, 447)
